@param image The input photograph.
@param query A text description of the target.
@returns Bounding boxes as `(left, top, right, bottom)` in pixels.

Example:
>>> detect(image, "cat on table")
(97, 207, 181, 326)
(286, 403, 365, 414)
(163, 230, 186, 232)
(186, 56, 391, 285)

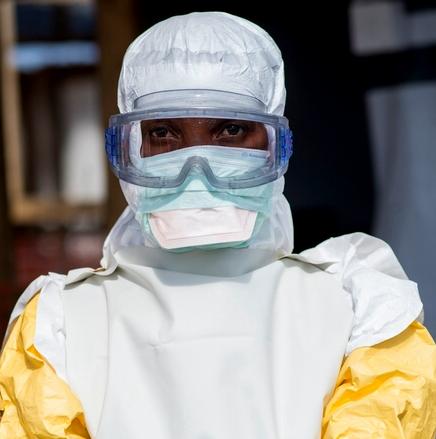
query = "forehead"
(140, 118, 260, 133)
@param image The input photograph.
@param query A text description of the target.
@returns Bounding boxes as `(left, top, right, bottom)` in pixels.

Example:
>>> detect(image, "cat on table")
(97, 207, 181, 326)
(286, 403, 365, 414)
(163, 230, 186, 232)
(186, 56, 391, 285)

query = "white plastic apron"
(62, 248, 354, 439)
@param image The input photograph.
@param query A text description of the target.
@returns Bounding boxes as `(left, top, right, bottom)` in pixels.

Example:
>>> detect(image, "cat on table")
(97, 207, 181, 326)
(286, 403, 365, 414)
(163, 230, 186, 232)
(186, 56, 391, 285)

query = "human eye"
(149, 125, 177, 139)
(140, 119, 179, 140)
(140, 120, 181, 156)
(218, 122, 246, 138)
(211, 120, 268, 150)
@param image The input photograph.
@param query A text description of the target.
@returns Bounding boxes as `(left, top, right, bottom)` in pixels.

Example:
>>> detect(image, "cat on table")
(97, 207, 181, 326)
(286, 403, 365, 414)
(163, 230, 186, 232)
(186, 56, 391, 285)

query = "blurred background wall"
(0, 0, 435, 338)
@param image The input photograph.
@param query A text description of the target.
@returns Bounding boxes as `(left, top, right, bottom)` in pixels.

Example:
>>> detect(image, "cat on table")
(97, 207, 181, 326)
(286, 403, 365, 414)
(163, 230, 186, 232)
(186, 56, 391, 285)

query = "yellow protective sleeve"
(322, 321, 436, 439)
(0, 293, 90, 439)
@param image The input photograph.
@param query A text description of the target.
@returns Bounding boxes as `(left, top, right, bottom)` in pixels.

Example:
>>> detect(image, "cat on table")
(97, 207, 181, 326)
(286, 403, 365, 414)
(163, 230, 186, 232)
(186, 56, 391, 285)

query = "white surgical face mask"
(120, 147, 283, 251)
(148, 206, 258, 250)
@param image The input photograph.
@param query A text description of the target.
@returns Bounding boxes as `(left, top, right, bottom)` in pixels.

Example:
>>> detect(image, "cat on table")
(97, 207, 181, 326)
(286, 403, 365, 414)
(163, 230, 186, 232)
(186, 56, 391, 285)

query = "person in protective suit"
(0, 11, 435, 439)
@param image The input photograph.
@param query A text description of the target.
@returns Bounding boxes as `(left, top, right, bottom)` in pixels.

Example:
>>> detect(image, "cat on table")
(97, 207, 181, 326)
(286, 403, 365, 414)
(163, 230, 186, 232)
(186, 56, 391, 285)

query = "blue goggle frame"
(105, 91, 293, 189)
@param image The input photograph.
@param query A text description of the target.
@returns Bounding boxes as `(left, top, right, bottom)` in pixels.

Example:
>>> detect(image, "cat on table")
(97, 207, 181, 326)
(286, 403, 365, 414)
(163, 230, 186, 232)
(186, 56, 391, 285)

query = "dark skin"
(140, 118, 268, 157)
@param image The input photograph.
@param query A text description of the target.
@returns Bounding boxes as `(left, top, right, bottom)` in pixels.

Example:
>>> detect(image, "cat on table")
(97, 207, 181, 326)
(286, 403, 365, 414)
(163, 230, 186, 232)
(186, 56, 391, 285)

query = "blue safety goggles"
(105, 90, 293, 189)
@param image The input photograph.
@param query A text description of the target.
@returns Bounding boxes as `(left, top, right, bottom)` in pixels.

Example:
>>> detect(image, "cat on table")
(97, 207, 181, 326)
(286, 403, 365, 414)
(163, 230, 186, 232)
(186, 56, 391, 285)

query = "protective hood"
(115, 11, 292, 256)
(118, 12, 285, 115)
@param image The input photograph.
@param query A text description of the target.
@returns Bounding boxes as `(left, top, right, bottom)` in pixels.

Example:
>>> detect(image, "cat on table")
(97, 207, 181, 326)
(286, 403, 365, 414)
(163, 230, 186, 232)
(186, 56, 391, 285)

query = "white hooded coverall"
(0, 12, 435, 439)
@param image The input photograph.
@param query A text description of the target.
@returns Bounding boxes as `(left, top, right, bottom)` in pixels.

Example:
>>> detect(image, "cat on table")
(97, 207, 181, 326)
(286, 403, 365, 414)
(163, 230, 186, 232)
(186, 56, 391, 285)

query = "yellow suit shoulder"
(0, 293, 90, 438)
(323, 321, 436, 438)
